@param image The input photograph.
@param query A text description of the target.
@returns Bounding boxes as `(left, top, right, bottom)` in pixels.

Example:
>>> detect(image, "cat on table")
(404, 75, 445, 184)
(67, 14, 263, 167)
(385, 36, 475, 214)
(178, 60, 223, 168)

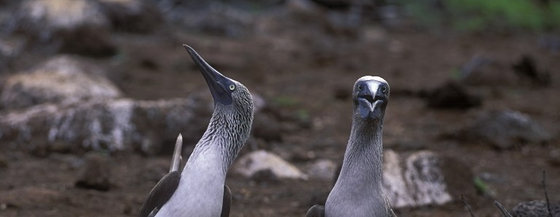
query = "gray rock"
(513, 55, 550, 87)
(512, 200, 560, 217)
(426, 81, 482, 109)
(0, 38, 23, 71)
(306, 159, 336, 180)
(233, 150, 308, 180)
(98, 0, 163, 33)
(17, 0, 108, 32)
(383, 150, 474, 208)
(16, 0, 116, 56)
(251, 93, 266, 113)
(0, 97, 209, 155)
(383, 150, 412, 207)
(446, 110, 552, 149)
(460, 55, 550, 87)
(402, 151, 452, 206)
(460, 55, 519, 86)
(1, 55, 121, 110)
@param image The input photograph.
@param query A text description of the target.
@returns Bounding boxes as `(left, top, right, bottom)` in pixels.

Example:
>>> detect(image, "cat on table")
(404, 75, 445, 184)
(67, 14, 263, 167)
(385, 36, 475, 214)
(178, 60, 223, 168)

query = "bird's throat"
(340, 119, 385, 194)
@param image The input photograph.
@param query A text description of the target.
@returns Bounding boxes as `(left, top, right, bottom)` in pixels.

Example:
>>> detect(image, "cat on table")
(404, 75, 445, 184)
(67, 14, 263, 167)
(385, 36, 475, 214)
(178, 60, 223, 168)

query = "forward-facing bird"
(306, 76, 395, 217)
(139, 45, 254, 217)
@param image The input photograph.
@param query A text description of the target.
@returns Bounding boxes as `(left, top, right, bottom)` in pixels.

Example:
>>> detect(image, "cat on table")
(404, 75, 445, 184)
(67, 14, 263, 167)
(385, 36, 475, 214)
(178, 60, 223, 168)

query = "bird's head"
(184, 45, 254, 123)
(353, 76, 390, 121)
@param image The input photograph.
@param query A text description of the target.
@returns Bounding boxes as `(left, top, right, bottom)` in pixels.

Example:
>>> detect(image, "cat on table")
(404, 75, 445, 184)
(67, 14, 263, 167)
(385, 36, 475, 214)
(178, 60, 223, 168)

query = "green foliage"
(399, 0, 560, 32)
(473, 176, 497, 198)
(448, 0, 544, 30)
(548, 1, 560, 27)
(295, 109, 310, 122)
(449, 67, 462, 80)
(401, 1, 443, 27)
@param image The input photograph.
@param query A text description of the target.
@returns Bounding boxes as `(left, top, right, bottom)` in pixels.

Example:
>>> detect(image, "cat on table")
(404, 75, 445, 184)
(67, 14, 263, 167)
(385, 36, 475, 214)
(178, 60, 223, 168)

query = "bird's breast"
(156, 150, 226, 217)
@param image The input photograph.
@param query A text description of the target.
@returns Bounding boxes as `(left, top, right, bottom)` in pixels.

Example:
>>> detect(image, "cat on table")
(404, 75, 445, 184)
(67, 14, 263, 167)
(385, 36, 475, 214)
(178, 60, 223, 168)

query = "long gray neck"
(340, 116, 384, 191)
(327, 114, 387, 216)
(186, 107, 251, 175)
(159, 108, 251, 217)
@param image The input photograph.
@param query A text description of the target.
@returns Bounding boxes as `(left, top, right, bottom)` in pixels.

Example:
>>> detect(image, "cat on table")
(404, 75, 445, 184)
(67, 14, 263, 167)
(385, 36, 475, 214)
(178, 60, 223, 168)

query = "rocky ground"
(0, 0, 559, 216)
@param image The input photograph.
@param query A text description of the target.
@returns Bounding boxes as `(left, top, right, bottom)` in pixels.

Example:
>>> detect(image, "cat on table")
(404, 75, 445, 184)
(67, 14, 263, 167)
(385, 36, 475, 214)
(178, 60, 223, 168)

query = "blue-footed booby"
(139, 45, 254, 217)
(306, 76, 396, 217)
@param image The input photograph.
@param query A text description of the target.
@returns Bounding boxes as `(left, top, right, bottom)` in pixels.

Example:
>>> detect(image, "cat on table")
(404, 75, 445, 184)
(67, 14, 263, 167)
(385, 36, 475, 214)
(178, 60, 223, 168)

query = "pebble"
(75, 153, 112, 191)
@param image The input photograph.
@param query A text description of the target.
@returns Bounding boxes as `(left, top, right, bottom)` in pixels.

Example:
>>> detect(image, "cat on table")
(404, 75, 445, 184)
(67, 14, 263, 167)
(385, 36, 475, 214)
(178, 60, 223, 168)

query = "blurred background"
(0, 0, 558, 216)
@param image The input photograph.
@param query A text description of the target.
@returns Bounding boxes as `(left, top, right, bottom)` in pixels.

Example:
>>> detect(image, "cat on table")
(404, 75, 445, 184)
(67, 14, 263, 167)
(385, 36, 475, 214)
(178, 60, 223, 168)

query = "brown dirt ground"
(1, 27, 559, 217)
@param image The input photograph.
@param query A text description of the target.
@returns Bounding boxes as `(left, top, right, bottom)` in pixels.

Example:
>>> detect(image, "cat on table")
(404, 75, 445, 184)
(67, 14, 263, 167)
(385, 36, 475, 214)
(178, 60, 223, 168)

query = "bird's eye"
(229, 84, 236, 91)
(357, 84, 362, 91)
(381, 86, 387, 94)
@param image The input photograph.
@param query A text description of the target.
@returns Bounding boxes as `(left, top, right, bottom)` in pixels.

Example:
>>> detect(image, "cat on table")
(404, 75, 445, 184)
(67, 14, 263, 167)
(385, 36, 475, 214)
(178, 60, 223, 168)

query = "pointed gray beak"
(183, 45, 234, 105)
(356, 80, 388, 119)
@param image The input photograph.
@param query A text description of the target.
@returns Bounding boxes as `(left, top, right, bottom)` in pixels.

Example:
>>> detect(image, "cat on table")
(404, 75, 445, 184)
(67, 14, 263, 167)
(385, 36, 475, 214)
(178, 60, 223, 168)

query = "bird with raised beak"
(139, 45, 254, 217)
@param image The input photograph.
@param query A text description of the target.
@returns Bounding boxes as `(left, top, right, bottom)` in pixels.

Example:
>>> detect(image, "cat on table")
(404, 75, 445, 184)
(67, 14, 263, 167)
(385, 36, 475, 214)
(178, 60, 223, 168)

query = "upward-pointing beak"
(184, 45, 233, 105)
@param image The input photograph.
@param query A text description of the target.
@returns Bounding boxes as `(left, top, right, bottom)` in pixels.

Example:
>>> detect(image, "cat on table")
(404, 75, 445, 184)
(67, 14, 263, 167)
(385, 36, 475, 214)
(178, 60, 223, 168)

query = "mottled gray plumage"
(307, 76, 395, 217)
(140, 45, 254, 217)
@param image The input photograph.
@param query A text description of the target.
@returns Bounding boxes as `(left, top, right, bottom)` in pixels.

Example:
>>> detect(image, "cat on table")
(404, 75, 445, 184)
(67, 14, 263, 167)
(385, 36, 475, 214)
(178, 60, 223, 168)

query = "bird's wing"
(221, 185, 232, 217)
(140, 134, 184, 217)
(139, 171, 181, 217)
(306, 205, 325, 217)
(170, 134, 183, 173)
(147, 207, 158, 217)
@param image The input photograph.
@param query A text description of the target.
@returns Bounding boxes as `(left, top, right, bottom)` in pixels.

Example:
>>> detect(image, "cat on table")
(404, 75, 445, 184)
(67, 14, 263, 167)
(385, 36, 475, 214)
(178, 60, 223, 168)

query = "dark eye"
(357, 84, 362, 91)
(381, 86, 387, 94)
